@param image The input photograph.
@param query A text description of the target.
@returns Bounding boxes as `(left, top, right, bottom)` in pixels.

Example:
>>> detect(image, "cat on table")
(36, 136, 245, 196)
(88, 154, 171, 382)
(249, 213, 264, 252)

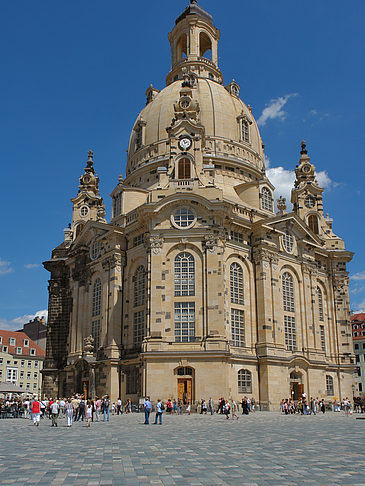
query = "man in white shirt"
(51, 400, 59, 427)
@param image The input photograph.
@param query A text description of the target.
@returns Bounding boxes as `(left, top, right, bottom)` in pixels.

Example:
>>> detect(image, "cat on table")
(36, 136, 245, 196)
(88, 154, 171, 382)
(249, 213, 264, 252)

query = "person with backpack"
(154, 399, 164, 424)
(103, 395, 111, 422)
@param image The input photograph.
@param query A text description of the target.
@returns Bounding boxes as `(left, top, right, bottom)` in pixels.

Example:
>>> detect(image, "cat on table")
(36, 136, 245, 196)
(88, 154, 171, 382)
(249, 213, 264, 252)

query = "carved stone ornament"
(253, 248, 270, 265)
(144, 233, 164, 255)
(101, 253, 124, 271)
(333, 276, 348, 292)
(203, 233, 218, 253)
(83, 335, 94, 355)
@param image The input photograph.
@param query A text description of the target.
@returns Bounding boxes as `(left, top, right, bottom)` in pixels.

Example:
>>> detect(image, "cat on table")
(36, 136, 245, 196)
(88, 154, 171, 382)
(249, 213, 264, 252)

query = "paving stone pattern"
(0, 412, 364, 485)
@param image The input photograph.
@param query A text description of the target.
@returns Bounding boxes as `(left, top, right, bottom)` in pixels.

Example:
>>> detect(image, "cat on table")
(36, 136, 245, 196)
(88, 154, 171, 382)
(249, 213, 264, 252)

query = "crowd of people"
(1, 394, 365, 424)
(280, 395, 358, 415)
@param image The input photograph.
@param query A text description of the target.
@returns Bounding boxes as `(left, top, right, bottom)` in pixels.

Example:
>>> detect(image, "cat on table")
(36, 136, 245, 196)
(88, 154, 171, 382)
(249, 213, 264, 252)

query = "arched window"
(317, 286, 324, 321)
(326, 375, 334, 396)
(230, 263, 244, 305)
(92, 278, 102, 351)
(178, 158, 191, 179)
(135, 126, 142, 151)
(199, 31, 212, 59)
(308, 215, 319, 234)
(177, 33, 188, 61)
(282, 272, 296, 351)
(75, 223, 84, 239)
(282, 273, 294, 312)
(261, 187, 273, 212)
(238, 369, 252, 393)
(175, 252, 195, 296)
(134, 266, 146, 307)
(242, 119, 249, 143)
(92, 279, 102, 317)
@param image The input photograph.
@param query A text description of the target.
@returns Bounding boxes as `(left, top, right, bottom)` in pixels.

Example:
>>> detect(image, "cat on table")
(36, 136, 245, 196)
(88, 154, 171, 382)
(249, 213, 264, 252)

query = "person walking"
(186, 400, 191, 415)
(50, 400, 59, 427)
(95, 397, 102, 422)
(154, 399, 164, 424)
(103, 396, 110, 422)
(86, 400, 93, 427)
(65, 399, 74, 427)
(32, 398, 41, 426)
(144, 396, 152, 424)
(208, 398, 214, 415)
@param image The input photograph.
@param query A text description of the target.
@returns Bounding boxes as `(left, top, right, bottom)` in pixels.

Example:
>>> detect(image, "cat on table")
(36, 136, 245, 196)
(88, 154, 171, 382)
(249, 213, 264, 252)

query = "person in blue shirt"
(154, 399, 164, 425)
(144, 397, 152, 424)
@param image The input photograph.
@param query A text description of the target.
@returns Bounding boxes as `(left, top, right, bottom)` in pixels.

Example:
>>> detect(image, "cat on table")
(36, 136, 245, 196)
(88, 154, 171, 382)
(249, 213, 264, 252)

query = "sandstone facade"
(42, 1, 355, 409)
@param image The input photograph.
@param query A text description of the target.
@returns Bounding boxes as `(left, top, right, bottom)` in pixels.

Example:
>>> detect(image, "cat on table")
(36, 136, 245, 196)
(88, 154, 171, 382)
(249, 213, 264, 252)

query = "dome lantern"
(166, 1, 222, 86)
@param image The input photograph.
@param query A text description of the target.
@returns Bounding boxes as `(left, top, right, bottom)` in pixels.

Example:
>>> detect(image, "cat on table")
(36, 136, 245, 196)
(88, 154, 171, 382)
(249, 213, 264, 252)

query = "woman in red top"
(32, 400, 41, 426)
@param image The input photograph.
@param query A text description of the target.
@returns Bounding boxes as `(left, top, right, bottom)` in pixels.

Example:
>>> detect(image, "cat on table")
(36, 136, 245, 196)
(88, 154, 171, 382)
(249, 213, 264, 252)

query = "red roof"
(351, 313, 365, 323)
(0, 329, 45, 358)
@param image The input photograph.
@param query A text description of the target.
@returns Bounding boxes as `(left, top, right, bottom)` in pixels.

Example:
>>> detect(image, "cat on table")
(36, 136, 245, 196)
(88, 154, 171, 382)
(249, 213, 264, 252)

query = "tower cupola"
(166, 1, 222, 85)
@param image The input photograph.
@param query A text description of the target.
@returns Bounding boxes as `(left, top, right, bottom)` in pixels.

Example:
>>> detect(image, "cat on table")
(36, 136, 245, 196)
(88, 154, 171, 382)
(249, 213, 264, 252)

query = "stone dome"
(126, 78, 265, 179)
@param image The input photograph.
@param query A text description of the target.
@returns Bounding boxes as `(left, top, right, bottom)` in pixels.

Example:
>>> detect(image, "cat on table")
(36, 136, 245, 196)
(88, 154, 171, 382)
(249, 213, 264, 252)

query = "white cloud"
(0, 258, 13, 276)
(350, 286, 364, 295)
(0, 310, 48, 331)
(24, 263, 41, 269)
(267, 166, 296, 206)
(354, 299, 365, 313)
(257, 93, 298, 127)
(351, 271, 365, 281)
(267, 164, 336, 210)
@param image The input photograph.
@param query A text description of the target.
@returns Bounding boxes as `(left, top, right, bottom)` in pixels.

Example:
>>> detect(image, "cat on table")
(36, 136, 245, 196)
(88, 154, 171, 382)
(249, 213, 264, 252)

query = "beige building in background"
(42, 1, 355, 409)
(0, 330, 45, 397)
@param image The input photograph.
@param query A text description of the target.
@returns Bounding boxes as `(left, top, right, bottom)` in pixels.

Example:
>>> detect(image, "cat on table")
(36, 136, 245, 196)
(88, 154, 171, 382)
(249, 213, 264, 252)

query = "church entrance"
(176, 366, 194, 404)
(290, 372, 303, 400)
(177, 378, 192, 404)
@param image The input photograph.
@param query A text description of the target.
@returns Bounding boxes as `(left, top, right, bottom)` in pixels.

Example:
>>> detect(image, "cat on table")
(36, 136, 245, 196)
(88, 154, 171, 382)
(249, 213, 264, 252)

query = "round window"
(282, 231, 294, 253)
(172, 207, 196, 229)
(80, 206, 89, 217)
(90, 240, 101, 260)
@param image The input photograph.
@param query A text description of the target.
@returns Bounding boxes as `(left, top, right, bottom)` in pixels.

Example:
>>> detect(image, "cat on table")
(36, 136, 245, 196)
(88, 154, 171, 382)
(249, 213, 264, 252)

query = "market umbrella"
(0, 382, 24, 394)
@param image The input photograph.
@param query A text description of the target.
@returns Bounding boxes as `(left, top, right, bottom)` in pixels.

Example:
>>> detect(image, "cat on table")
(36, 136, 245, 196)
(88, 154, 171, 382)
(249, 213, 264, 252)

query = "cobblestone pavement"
(0, 411, 364, 486)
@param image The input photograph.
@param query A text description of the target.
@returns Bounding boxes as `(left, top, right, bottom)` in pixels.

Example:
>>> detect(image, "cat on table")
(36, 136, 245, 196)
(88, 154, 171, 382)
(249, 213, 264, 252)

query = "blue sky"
(1, 0, 365, 329)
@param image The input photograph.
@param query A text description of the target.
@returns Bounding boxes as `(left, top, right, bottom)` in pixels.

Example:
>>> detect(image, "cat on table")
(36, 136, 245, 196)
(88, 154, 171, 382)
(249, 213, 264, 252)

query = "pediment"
(72, 221, 111, 249)
(255, 212, 324, 247)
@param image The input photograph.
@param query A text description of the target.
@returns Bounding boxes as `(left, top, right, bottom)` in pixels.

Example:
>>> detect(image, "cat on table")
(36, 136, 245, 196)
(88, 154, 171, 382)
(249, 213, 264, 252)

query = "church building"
(42, 1, 355, 409)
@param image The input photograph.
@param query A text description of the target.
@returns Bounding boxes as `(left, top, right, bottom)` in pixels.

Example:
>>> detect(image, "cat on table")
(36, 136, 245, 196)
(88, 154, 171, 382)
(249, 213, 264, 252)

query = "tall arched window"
(308, 215, 319, 234)
(261, 187, 273, 212)
(282, 273, 294, 312)
(92, 278, 102, 351)
(317, 286, 324, 321)
(238, 369, 252, 393)
(282, 272, 296, 351)
(92, 279, 102, 317)
(242, 119, 249, 143)
(230, 263, 244, 305)
(133, 266, 146, 307)
(175, 252, 195, 296)
(178, 158, 191, 179)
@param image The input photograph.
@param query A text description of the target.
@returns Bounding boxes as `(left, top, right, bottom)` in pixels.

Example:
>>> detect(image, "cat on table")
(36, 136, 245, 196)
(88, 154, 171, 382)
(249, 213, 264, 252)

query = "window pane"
(230, 263, 244, 305)
(175, 302, 195, 342)
(231, 309, 245, 346)
(175, 253, 195, 297)
(284, 315, 296, 351)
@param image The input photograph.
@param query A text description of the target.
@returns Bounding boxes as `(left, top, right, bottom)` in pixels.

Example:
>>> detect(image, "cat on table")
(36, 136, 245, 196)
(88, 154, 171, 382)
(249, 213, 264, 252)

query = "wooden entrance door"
(178, 378, 192, 404)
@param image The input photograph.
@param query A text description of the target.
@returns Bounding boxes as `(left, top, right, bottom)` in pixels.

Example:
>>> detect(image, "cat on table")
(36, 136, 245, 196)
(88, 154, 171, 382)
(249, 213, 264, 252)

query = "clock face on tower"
(178, 137, 192, 151)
